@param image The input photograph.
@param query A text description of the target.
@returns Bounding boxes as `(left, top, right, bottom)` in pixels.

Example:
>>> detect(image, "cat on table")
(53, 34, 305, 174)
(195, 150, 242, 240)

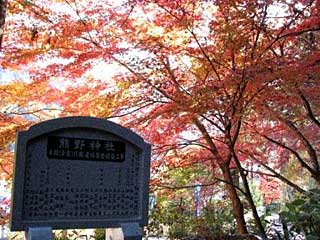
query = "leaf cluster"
(279, 189, 320, 238)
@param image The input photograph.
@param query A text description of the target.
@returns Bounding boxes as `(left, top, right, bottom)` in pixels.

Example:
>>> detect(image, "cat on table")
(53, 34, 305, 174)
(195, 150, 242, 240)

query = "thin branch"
(265, 104, 320, 173)
(65, 0, 100, 48)
(284, 118, 319, 172)
(111, 55, 177, 103)
(251, 2, 268, 59)
(200, 114, 225, 133)
(3, 108, 71, 116)
(152, 143, 195, 153)
(212, 176, 246, 195)
(261, 133, 315, 175)
(177, 137, 213, 152)
(299, 92, 320, 128)
(188, 30, 221, 81)
(243, 169, 277, 178)
(277, 26, 320, 42)
(160, 55, 191, 96)
(154, 181, 219, 190)
(106, 101, 157, 119)
(259, 1, 315, 58)
(244, 78, 279, 109)
(154, 176, 246, 195)
(239, 150, 307, 195)
(14, 0, 54, 24)
(120, 5, 134, 28)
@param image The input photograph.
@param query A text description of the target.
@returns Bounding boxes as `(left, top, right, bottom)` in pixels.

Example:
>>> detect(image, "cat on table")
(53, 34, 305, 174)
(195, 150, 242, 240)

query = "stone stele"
(10, 116, 151, 236)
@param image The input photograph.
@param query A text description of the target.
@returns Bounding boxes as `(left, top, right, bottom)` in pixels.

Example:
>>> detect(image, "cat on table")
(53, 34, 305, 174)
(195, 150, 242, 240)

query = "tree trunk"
(233, 154, 267, 238)
(312, 173, 320, 185)
(220, 162, 248, 235)
(193, 118, 248, 234)
(0, 0, 8, 49)
(241, 170, 266, 238)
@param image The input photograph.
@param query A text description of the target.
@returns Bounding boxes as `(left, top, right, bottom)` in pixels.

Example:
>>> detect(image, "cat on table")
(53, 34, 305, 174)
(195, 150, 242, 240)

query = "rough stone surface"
(25, 227, 53, 240)
(10, 116, 151, 231)
(120, 223, 142, 240)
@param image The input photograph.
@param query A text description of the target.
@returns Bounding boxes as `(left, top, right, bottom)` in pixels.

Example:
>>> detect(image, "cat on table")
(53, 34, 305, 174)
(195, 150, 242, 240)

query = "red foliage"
(0, 0, 319, 231)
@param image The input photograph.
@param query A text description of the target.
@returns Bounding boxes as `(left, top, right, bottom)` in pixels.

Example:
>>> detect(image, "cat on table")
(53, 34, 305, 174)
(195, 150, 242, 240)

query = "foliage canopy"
(0, 0, 319, 237)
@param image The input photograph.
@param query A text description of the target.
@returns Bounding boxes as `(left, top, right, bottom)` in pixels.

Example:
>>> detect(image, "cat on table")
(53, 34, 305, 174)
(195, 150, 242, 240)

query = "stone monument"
(10, 116, 151, 240)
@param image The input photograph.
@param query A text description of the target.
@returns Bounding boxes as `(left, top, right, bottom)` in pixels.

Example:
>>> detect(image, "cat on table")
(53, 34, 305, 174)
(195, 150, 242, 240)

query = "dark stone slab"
(10, 116, 151, 231)
(25, 227, 53, 240)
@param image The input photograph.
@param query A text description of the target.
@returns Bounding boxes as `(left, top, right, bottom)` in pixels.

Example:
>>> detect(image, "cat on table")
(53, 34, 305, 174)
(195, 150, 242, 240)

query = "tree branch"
(262, 102, 320, 174)
(193, 117, 223, 161)
(259, 1, 315, 58)
(189, 30, 222, 81)
(299, 92, 320, 128)
(240, 150, 307, 195)
(261, 133, 315, 175)
(0, 0, 8, 49)
(2, 107, 70, 115)
(154, 181, 219, 190)
(283, 118, 319, 172)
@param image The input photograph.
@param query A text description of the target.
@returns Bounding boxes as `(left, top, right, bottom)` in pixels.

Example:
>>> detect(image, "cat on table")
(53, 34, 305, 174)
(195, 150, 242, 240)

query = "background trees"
(0, 0, 319, 237)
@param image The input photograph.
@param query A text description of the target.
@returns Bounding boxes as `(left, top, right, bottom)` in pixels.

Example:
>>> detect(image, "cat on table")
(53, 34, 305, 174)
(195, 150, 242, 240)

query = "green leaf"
(306, 235, 320, 240)
(306, 203, 320, 211)
(279, 211, 294, 221)
(291, 199, 306, 206)
(309, 188, 320, 195)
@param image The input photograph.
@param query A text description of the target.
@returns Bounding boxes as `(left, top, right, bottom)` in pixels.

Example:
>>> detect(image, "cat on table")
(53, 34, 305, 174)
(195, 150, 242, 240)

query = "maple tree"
(1, 0, 320, 236)
(239, 13, 320, 198)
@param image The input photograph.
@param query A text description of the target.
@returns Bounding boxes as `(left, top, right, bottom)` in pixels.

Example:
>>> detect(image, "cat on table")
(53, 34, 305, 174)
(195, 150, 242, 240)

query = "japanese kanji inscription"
(10, 117, 151, 231)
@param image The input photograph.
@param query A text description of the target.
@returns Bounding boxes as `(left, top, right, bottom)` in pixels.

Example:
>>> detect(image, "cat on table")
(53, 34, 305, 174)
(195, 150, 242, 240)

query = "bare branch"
(3, 108, 72, 116)
(120, 5, 134, 28)
(188, 30, 222, 82)
(239, 150, 307, 195)
(200, 114, 225, 133)
(106, 101, 157, 120)
(259, 1, 316, 58)
(299, 92, 320, 128)
(154, 181, 219, 190)
(261, 133, 315, 175)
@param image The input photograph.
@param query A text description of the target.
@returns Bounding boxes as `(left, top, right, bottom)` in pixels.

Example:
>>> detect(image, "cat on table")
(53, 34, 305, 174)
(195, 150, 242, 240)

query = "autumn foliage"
(0, 0, 320, 237)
